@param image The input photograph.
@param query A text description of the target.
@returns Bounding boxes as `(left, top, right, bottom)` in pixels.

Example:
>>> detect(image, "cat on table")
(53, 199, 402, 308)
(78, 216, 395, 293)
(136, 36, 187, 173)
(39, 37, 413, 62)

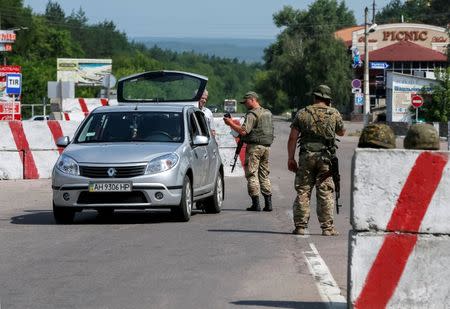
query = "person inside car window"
(198, 89, 216, 136)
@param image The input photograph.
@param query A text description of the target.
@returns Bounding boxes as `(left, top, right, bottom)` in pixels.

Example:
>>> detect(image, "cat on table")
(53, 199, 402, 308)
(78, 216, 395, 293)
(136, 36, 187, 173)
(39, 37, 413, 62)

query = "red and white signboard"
(0, 65, 22, 120)
(411, 94, 423, 108)
(0, 30, 16, 43)
(0, 102, 21, 120)
(0, 44, 12, 52)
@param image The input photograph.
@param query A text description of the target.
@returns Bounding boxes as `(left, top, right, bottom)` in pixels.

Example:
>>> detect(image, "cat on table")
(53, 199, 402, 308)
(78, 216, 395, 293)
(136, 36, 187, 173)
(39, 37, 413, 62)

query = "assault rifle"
(318, 139, 341, 214)
(231, 138, 243, 173)
(225, 112, 243, 173)
(330, 156, 342, 214)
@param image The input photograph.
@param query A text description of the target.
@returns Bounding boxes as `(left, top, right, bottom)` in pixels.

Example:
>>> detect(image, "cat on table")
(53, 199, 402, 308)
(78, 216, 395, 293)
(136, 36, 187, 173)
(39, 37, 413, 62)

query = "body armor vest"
(242, 107, 274, 146)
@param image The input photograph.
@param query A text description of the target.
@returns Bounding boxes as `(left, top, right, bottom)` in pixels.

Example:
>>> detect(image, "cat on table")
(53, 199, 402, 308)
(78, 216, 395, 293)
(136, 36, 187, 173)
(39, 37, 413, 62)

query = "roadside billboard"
(386, 72, 439, 122)
(57, 58, 112, 86)
(0, 65, 21, 120)
(0, 30, 16, 44)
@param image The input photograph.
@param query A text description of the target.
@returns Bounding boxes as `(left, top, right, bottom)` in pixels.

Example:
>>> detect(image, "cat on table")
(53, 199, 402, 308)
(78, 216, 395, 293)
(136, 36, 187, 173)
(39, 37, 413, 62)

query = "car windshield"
(75, 111, 184, 143)
(120, 72, 205, 102)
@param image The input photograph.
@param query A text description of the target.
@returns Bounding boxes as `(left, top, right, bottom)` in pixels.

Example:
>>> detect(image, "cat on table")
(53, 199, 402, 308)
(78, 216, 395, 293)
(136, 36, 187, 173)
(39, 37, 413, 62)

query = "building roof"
(335, 26, 364, 47)
(365, 40, 448, 61)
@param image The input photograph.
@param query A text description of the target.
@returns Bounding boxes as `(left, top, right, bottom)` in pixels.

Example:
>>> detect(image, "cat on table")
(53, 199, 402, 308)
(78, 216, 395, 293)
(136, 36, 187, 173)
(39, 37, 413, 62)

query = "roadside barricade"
(0, 118, 244, 180)
(0, 121, 79, 180)
(215, 117, 245, 177)
(61, 98, 117, 120)
(349, 149, 450, 308)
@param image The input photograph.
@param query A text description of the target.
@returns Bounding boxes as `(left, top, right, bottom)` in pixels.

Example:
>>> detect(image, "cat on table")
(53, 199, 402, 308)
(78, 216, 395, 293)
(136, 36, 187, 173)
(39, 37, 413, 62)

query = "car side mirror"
(56, 136, 70, 147)
(192, 135, 209, 146)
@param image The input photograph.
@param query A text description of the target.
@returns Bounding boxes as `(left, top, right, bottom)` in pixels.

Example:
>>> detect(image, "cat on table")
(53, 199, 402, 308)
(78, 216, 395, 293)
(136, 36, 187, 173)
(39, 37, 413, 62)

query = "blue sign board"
(354, 93, 364, 106)
(370, 62, 390, 70)
(6, 73, 21, 95)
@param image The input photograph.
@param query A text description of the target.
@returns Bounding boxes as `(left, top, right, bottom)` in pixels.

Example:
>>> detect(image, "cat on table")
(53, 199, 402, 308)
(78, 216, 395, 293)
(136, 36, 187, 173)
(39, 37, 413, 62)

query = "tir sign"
(411, 95, 423, 108)
(6, 73, 21, 95)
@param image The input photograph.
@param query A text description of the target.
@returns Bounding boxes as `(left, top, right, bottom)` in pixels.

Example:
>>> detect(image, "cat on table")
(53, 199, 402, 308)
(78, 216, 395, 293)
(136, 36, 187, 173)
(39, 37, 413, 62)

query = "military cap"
(313, 84, 332, 100)
(358, 123, 396, 149)
(240, 91, 259, 103)
(404, 123, 440, 150)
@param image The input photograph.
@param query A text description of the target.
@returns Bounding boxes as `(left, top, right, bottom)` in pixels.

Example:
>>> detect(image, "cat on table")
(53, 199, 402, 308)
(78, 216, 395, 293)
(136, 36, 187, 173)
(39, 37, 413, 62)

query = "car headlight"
(145, 153, 179, 175)
(55, 155, 80, 176)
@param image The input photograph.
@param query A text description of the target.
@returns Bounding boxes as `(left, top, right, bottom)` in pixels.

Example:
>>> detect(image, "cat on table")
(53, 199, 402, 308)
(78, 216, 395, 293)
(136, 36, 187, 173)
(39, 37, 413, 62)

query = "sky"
(22, 0, 393, 39)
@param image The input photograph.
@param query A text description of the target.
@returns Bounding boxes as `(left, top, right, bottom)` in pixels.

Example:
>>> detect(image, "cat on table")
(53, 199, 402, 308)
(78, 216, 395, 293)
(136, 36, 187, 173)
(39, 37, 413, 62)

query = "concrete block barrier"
(214, 117, 245, 177)
(61, 98, 117, 121)
(350, 232, 450, 308)
(0, 121, 79, 179)
(0, 151, 22, 180)
(352, 149, 450, 234)
(349, 149, 450, 308)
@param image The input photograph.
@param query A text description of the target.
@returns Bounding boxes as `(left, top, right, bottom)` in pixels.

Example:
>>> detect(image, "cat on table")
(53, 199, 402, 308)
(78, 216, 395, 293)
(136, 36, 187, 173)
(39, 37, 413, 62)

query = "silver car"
(52, 71, 224, 223)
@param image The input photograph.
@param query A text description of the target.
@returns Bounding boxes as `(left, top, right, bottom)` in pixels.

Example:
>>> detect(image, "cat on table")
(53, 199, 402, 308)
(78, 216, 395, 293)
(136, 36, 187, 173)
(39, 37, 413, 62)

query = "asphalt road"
(0, 119, 359, 309)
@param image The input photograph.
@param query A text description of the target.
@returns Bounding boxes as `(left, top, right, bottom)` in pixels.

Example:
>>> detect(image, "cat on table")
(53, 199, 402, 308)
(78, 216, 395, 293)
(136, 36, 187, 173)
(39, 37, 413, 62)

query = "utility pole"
(372, 0, 376, 23)
(0, 13, 4, 66)
(364, 7, 370, 125)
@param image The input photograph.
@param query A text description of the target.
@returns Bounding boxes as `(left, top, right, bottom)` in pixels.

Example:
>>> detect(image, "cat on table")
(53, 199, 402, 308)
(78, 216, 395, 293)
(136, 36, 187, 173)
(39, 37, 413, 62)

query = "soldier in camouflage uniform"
(404, 123, 440, 150)
(224, 91, 274, 211)
(287, 85, 345, 236)
(358, 123, 396, 149)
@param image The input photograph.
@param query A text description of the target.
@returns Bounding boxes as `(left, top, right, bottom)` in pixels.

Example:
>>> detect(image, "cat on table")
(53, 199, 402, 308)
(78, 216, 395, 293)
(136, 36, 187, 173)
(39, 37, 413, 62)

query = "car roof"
(91, 103, 193, 114)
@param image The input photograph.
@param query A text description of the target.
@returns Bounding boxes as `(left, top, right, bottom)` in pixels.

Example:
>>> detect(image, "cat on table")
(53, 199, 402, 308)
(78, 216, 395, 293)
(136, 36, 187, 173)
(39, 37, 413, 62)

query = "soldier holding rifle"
(287, 85, 345, 236)
(223, 91, 274, 212)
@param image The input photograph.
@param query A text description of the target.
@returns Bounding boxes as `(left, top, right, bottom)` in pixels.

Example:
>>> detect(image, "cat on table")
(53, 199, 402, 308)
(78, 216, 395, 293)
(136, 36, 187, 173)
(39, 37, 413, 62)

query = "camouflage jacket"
(291, 103, 344, 152)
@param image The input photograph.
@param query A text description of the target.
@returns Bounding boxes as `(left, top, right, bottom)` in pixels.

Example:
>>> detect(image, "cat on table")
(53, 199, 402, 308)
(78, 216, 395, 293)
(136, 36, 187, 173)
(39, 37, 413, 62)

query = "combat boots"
(292, 227, 306, 235)
(262, 194, 272, 212)
(246, 196, 261, 211)
(322, 228, 339, 236)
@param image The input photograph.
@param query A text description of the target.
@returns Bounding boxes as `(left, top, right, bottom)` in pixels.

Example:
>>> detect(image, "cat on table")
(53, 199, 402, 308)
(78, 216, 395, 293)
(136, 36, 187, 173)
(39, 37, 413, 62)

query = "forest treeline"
(1, 0, 260, 113)
(0, 0, 448, 116)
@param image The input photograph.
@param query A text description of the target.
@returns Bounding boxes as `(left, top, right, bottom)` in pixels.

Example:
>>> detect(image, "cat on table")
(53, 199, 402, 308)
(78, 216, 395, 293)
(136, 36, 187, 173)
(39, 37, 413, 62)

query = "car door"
(188, 110, 210, 194)
(195, 110, 218, 189)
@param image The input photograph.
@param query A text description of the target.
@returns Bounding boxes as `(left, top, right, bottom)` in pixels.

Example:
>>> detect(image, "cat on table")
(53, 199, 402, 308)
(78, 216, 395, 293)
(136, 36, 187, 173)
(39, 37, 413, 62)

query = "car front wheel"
(53, 202, 75, 224)
(174, 175, 192, 222)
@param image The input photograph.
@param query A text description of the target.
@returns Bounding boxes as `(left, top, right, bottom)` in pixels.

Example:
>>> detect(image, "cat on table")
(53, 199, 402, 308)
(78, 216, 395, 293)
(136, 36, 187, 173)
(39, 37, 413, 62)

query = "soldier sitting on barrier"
(358, 123, 396, 149)
(404, 123, 440, 150)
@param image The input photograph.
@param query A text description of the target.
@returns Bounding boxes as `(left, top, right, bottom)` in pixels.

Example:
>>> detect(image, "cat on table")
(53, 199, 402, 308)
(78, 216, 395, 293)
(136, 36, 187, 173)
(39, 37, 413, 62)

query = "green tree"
(2, 0, 260, 111)
(44, 1, 65, 24)
(428, 0, 450, 27)
(260, 0, 355, 114)
(418, 68, 450, 122)
(376, 0, 449, 27)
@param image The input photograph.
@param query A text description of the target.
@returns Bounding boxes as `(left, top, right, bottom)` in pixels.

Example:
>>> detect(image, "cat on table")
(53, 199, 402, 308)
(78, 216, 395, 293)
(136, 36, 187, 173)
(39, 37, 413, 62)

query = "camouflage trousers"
(244, 144, 271, 197)
(292, 152, 335, 230)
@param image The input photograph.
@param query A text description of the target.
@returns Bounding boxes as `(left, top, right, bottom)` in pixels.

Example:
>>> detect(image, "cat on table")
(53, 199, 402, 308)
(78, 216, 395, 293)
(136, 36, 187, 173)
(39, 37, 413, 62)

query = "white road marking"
(285, 201, 345, 305)
(303, 243, 347, 308)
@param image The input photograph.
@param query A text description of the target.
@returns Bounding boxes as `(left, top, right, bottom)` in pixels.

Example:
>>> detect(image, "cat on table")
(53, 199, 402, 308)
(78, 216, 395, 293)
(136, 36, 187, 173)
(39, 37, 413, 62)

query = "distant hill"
(132, 37, 274, 63)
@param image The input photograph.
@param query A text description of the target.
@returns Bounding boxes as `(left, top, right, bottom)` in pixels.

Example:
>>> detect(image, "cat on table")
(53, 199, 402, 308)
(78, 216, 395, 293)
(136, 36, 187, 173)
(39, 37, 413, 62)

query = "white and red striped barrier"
(349, 149, 450, 308)
(0, 121, 79, 179)
(61, 98, 117, 120)
(0, 118, 244, 180)
(214, 117, 245, 177)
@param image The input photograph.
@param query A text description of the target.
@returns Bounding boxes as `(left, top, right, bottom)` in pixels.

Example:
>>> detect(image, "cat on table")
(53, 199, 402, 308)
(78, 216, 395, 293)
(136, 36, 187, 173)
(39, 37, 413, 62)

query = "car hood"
(63, 143, 181, 164)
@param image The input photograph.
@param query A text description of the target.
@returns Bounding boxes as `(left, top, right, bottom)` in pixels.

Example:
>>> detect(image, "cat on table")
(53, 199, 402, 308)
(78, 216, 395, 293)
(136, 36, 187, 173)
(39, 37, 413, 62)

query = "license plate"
(89, 182, 132, 192)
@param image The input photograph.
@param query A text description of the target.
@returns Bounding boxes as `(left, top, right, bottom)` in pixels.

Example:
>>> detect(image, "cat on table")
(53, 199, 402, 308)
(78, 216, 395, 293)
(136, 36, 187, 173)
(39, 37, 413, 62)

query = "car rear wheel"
(53, 202, 75, 224)
(174, 176, 192, 222)
(204, 171, 224, 214)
